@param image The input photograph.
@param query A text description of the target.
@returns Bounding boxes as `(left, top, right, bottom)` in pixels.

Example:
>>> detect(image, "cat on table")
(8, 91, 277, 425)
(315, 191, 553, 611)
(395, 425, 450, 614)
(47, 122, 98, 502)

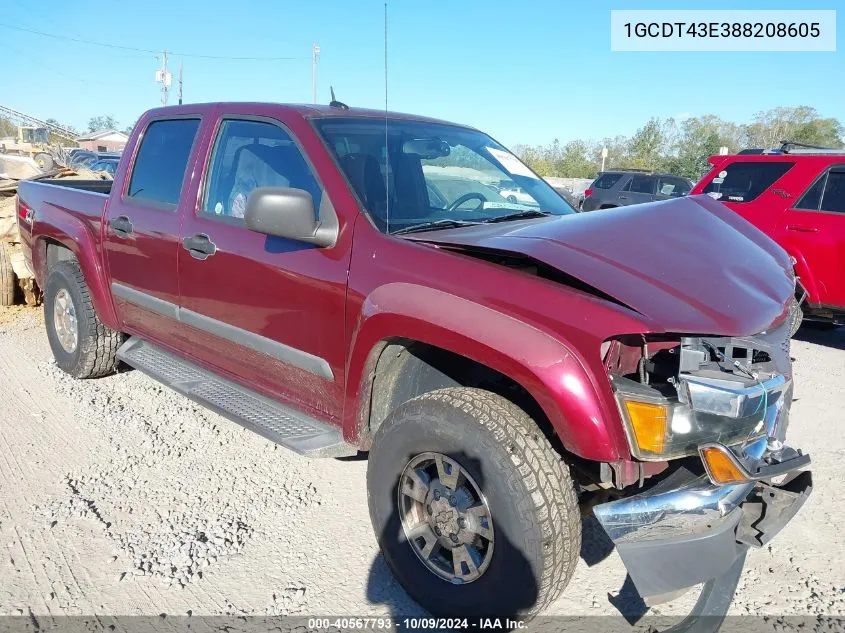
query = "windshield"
(314, 118, 575, 233)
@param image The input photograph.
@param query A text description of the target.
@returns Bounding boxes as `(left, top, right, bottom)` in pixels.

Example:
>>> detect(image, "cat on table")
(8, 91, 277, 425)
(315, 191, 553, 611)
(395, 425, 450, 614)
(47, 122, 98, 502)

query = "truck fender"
(33, 210, 119, 330)
(344, 282, 627, 462)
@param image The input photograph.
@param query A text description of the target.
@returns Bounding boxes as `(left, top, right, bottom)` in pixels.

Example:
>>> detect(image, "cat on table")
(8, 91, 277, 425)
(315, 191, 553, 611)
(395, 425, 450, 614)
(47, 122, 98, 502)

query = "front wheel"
(44, 260, 121, 378)
(367, 388, 580, 617)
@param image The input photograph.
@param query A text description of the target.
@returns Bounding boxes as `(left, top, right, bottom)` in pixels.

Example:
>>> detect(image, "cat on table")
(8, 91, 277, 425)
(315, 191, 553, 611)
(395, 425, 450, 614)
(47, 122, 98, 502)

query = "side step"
(117, 338, 357, 458)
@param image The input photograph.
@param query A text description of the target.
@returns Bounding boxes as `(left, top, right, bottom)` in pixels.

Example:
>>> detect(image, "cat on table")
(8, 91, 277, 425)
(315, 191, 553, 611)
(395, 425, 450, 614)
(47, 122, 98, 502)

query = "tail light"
(584, 188, 593, 198)
(18, 199, 33, 224)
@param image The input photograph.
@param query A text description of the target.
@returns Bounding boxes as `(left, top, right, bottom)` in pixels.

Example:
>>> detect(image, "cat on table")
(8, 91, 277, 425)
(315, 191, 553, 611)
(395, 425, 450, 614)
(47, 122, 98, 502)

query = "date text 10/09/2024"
(623, 22, 821, 39)
(308, 618, 527, 630)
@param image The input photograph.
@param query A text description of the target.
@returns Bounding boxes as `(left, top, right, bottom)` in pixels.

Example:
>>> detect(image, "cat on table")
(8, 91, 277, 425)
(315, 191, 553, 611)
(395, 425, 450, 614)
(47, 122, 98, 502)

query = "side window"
(593, 173, 623, 189)
(657, 176, 689, 197)
(795, 176, 825, 211)
(672, 178, 692, 196)
(821, 171, 845, 213)
(702, 161, 793, 203)
(628, 175, 655, 194)
(203, 119, 322, 221)
(127, 119, 201, 207)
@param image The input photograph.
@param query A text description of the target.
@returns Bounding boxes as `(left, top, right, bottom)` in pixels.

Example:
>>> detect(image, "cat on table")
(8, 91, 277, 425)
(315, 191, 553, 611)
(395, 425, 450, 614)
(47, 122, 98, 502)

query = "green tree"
(87, 115, 119, 133)
(744, 106, 844, 149)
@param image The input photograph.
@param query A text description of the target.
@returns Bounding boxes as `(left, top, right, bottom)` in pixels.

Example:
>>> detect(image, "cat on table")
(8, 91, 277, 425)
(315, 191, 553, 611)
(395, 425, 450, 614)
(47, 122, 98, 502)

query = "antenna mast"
(384, 1, 389, 233)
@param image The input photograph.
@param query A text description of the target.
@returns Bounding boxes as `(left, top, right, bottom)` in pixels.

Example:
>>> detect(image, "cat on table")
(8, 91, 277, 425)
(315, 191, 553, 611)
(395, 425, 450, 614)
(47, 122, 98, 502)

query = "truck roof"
(140, 102, 471, 128)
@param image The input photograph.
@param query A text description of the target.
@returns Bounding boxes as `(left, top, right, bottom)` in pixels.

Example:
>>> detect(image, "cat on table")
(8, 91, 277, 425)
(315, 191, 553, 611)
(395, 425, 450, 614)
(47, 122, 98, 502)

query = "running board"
(117, 338, 356, 458)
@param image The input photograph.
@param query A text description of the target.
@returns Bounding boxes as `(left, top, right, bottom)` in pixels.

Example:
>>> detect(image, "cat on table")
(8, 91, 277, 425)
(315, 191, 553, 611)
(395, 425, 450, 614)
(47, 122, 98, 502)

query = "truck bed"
(16, 179, 111, 277)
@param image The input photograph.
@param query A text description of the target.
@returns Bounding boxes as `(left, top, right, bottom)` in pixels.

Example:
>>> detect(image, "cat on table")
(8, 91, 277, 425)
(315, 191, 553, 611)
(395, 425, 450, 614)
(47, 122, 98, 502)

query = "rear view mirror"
(401, 138, 450, 159)
(245, 187, 338, 248)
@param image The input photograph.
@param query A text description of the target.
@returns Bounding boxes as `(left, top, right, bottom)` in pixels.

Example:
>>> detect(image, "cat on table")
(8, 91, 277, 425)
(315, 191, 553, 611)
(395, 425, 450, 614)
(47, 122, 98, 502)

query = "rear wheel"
(0, 242, 15, 306)
(44, 260, 121, 378)
(367, 387, 580, 617)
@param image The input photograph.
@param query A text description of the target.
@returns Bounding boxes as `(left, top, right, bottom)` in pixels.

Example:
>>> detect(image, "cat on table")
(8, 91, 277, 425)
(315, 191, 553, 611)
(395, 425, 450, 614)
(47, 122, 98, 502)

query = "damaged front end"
(593, 315, 812, 622)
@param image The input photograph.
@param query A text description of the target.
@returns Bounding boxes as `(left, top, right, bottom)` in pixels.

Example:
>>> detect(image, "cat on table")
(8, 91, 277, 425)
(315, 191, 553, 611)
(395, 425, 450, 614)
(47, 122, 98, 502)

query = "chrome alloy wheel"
(53, 288, 79, 353)
(398, 452, 495, 584)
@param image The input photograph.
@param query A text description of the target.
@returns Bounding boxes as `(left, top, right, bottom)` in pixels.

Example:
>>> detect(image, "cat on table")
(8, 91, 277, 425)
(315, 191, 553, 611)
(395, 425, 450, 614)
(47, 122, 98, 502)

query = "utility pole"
(178, 62, 183, 105)
(311, 43, 320, 104)
(155, 50, 172, 106)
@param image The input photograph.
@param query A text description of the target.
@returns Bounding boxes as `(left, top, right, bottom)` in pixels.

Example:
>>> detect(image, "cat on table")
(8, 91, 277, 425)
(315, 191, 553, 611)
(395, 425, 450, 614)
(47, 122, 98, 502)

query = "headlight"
(612, 375, 769, 460)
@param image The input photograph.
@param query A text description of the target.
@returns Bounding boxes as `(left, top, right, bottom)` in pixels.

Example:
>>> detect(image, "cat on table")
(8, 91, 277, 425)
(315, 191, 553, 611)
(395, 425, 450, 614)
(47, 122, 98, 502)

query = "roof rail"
(780, 139, 845, 155)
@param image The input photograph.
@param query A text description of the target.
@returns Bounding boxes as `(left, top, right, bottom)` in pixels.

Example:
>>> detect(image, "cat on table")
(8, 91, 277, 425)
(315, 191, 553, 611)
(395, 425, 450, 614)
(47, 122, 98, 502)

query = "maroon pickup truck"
(16, 102, 811, 622)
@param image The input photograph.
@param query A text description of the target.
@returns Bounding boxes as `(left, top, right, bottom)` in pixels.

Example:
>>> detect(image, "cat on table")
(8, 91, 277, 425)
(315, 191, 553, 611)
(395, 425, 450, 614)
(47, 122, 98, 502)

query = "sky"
(1, 0, 842, 147)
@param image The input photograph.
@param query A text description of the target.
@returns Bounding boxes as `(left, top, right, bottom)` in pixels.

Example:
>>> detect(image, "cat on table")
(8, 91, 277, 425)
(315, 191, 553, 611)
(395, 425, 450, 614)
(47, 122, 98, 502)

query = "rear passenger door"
(176, 115, 350, 423)
(783, 167, 845, 308)
(104, 116, 202, 342)
(618, 174, 656, 206)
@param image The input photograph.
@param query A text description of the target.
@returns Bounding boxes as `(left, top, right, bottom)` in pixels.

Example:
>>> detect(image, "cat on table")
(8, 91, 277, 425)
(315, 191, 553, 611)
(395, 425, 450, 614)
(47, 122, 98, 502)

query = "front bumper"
(593, 451, 812, 605)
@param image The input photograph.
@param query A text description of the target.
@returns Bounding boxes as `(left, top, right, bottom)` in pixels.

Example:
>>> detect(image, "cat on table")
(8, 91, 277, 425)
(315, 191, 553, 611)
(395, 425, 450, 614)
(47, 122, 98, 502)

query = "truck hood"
(407, 195, 794, 336)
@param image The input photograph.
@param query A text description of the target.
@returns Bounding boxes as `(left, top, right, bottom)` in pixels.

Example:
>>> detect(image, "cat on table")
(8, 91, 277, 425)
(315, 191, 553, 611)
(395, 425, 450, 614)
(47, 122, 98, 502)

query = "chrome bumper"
(593, 451, 812, 603)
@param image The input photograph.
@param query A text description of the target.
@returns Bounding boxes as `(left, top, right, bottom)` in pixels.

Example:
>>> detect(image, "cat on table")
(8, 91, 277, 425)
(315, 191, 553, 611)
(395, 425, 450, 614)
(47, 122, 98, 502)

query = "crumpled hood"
(408, 195, 794, 336)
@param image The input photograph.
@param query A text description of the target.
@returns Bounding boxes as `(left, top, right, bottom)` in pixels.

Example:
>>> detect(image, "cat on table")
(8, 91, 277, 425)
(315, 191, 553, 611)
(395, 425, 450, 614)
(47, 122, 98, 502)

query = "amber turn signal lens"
(701, 446, 746, 484)
(624, 401, 668, 454)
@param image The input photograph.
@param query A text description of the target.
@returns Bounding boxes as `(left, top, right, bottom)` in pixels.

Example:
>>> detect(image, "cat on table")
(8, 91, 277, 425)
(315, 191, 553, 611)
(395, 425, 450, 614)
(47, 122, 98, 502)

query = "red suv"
(691, 144, 845, 324)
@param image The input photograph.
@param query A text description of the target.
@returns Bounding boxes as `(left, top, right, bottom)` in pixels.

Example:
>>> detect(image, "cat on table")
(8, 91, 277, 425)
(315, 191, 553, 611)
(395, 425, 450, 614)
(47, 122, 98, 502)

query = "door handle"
(618, 195, 630, 200)
(786, 224, 820, 233)
(182, 233, 217, 260)
(109, 215, 133, 238)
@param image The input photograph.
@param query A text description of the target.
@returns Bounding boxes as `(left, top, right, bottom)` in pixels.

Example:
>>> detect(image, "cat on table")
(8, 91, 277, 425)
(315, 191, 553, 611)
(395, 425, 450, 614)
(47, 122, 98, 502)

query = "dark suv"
(581, 170, 693, 211)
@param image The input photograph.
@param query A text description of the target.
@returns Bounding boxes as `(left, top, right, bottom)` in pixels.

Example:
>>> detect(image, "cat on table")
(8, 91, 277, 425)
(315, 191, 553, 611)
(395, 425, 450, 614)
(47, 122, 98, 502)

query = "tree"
(88, 115, 118, 133)
(626, 118, 671, 170)
(744, 107, 844, 149)
(512, 106, 843, 180)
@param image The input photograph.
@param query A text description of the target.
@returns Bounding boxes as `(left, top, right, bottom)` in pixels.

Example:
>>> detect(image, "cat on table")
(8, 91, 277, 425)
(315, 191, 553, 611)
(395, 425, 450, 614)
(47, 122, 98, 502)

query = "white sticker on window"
(706, 192, 723, 200)
(485, 147, 538, 179)
(718, 170, 728, 178)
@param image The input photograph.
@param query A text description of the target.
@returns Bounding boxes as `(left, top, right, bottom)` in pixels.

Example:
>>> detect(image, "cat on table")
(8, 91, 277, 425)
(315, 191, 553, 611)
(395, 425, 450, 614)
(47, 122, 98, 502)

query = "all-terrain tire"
(367, 387, 580, 617)
(0, 242, 15, 306)
(44, 260, 120, 378)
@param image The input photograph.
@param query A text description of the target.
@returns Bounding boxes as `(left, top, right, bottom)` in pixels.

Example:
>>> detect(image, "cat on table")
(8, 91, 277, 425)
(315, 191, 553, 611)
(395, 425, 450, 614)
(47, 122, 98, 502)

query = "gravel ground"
(0, 306, 843, 626)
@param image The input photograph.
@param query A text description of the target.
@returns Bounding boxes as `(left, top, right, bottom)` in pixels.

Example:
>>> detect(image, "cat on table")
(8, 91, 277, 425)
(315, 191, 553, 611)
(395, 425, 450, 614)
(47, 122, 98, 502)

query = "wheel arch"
(35, 229, 119, 330)
(344, 283, 627, 462)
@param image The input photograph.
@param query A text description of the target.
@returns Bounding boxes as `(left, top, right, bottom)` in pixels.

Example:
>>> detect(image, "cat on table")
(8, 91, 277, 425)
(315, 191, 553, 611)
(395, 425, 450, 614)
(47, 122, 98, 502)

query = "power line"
(0, 22, 305, 61)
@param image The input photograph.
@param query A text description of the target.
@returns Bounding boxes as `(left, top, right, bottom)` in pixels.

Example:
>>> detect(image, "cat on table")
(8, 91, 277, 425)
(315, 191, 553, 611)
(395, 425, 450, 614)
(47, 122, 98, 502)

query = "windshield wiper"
(483, 210, 551, 224)
(392, 219, 482, 235)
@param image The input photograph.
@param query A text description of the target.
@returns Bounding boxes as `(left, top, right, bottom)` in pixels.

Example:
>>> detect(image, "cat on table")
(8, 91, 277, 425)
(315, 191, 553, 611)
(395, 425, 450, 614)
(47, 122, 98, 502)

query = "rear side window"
(703, 161, 793, 203)
(795, 177, 824, 210)
(626, 174, 656, 194)
(821, 171, 845, 213)
(592, 173, 623, 189)
(127, 119, 201, 207)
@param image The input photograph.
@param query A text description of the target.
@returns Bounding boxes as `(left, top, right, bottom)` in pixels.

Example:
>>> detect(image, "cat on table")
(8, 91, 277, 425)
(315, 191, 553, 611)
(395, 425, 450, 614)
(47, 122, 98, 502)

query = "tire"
(788, 298, 803, 338)
(34, 153, 55, 171)
(367, 387, 580, 617)
(44, 260, 120, 378)
(0, 242, 15, 306)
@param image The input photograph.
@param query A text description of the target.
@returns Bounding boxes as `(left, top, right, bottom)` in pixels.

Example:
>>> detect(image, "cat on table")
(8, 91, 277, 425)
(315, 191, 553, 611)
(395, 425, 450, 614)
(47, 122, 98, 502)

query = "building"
(76, 130, 128, 152)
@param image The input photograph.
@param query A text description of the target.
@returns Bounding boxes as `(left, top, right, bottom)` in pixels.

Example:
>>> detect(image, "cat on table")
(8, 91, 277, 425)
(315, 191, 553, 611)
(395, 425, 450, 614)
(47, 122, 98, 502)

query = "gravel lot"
(0, 305, 843, 624)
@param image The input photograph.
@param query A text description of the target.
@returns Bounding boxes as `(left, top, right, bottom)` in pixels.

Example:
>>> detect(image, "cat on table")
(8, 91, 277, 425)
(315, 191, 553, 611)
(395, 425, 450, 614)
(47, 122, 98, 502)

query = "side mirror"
(245, 187, 338, 248)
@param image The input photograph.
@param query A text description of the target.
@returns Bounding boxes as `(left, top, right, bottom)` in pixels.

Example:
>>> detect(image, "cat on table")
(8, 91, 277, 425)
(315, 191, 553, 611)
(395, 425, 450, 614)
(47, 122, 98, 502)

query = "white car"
(498, 183, 538, 206)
